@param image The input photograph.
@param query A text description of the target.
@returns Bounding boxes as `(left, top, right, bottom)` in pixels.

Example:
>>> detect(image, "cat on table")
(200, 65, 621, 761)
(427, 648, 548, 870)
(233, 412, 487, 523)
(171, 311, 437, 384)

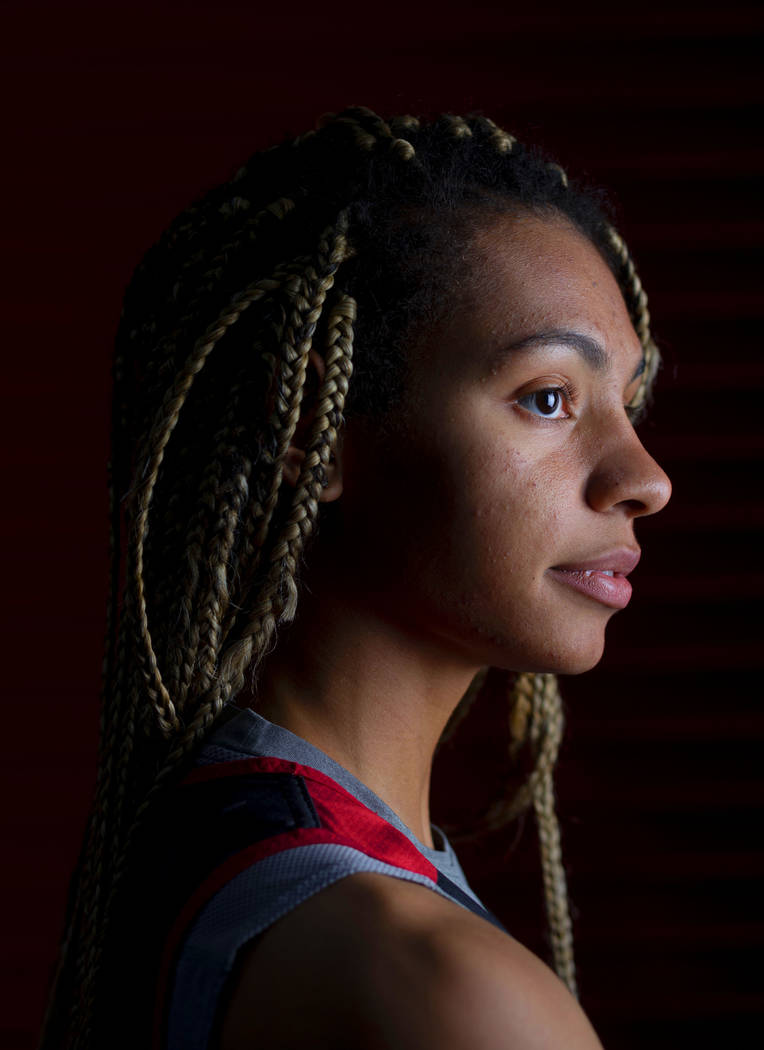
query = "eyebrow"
(487, 328, 645, 383)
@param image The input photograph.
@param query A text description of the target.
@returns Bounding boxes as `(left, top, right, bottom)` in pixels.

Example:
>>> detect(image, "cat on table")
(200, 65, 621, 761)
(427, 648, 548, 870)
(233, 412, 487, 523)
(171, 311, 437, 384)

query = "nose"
(585, 425, 672, 518)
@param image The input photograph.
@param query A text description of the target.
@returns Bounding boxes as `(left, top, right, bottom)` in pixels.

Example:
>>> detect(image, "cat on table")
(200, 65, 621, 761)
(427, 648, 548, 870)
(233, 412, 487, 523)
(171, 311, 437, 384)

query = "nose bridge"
(586, 415, 672, 517)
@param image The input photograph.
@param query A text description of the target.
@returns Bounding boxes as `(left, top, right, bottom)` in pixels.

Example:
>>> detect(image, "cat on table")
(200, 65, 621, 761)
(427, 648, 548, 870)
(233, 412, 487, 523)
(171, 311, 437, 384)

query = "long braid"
(183, 265, 325, 707)
(528, 674, 577, 996)
(443, 670, 577, 994)
(128, 273, 292, 735)
(166, 270, 303, 709)
(190, 439, 253, 703)
(606, 225, 660, 411)
(46, 361, 139, 1036)
(206, 221, 355, 703)
(126, 196, 300, 622)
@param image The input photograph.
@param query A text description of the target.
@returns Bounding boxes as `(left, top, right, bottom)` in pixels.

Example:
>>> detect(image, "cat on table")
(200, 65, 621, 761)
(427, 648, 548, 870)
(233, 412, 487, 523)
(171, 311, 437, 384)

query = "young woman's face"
(329, 211, 672, 675)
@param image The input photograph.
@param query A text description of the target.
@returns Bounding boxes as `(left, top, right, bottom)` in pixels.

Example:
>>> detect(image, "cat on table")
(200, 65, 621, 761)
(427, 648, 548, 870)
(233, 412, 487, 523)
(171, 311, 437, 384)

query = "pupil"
(536, 390, 558, 414)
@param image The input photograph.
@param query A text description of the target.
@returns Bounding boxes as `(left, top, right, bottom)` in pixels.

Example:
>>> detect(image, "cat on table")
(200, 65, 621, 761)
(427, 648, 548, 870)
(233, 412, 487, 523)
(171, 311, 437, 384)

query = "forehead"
(443, 210, 643, 377)
(398, 209, 647, 415)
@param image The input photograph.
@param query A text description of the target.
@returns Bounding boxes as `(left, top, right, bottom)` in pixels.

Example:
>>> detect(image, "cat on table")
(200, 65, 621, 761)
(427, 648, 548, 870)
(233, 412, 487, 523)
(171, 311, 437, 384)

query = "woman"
(42, 107, 671, 1049)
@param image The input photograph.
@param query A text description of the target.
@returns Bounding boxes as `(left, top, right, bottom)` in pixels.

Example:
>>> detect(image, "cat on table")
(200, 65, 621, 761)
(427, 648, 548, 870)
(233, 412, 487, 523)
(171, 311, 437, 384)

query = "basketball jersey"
(131, 706, 508, 1048)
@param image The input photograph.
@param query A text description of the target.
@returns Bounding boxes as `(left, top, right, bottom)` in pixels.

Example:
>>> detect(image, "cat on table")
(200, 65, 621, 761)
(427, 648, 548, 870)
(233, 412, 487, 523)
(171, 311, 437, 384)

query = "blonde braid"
(127, 274, 287, 737)
(63, 632, 150, 1043)
(59, 616, 137, 1046)
(271, 290, 357, 622)
(215, 226, 355, 698)
(162, 195, 297, 324)
(443, 114, 474, 140)
(193, 264, 346, 691)
(389, 113, 421, 136)
(245, 274, 317, 556)
(64, 602, 134, 979)
(166, 364, 261, 710)
(165, 272, 309, 710)
(191, 452, 253, 702)
(129, 195, 299, 597)
(546, 162, 569, 188)
(216, 254, 335, 624)
(606, 225, 660, 410)
(320, 105, 417, 161)
(217, 348, 279, 642)
(190, 268, 332, 682)
(56, 348, 133, 1003)
(218, 286, 355, 651)
(465, 113, 516, 154)
(528, 674, 577, 997)
(439, 666, 488, 747)
(459, 672, 576, 994)
(509, 668, 534, 760)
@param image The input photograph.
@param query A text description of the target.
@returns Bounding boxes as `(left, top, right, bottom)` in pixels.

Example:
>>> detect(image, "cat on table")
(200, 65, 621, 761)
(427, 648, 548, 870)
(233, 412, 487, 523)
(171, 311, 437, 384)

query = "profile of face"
(308, 211, 672, 676)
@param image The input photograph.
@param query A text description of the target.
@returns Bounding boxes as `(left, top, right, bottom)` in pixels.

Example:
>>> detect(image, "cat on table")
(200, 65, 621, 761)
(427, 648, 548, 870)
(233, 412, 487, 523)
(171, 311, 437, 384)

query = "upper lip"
(551, 547, 641, 575)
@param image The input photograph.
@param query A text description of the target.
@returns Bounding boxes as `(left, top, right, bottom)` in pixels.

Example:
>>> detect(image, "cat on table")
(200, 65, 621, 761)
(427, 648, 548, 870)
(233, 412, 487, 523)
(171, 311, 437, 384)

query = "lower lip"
(548, 568, 633, 610)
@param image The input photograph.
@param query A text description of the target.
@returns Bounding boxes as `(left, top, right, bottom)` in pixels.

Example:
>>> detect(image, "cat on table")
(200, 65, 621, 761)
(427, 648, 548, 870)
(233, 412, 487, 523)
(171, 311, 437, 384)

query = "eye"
(517, 386, 571, 419)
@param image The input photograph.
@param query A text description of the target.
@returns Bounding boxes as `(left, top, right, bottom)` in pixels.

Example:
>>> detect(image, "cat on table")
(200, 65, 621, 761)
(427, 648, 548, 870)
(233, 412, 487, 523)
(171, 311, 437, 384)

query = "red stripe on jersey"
(182, 757, 438, 880)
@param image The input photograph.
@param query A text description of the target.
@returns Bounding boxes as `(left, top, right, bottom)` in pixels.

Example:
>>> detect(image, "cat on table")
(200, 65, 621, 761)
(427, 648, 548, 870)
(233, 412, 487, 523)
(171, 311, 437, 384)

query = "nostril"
(586, 433, 672, 517)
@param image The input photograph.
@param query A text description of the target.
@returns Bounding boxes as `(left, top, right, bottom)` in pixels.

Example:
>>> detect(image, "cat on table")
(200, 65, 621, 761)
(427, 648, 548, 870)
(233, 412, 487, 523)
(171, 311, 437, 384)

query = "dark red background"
(2, 2, 762, 1046)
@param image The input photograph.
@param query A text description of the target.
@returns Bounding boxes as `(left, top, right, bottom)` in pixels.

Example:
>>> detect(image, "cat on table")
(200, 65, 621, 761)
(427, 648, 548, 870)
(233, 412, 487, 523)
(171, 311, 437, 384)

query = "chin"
(449, 602, 610, 676)
(554, 649, 605, 676)
(489, 637, 605, 678)
(525, 631, 607, 676)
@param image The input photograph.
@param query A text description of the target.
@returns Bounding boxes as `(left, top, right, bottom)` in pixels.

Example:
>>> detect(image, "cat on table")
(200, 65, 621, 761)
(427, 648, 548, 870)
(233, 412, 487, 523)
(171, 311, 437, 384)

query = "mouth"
(548, 548, 640, 610)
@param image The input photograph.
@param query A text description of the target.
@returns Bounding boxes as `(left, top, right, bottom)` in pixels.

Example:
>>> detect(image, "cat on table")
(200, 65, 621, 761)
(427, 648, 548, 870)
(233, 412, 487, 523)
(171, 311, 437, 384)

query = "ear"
(282, 349, 344, 501)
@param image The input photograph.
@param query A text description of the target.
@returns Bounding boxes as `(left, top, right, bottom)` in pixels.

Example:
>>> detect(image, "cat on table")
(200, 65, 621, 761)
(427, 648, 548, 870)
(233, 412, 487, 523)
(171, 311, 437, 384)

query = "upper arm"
(216, 872, 604, 1050)
(358, 882, 605, 1050)
(411, 919, 605, 1050)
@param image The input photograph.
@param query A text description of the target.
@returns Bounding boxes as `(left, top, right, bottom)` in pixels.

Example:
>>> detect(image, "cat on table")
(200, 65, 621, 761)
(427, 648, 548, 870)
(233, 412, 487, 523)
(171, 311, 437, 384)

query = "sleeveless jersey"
(109, 706, 508, 1049)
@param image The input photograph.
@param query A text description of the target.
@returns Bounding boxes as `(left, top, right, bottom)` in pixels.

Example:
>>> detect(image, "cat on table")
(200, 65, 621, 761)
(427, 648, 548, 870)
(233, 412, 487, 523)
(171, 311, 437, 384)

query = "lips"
(548, 547, 641, 610)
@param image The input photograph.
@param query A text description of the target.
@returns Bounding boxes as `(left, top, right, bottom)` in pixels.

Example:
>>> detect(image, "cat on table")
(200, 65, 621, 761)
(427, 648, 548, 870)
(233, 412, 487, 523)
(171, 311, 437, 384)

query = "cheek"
(453, 439, 573, 574)
(339, 408, 580, 601)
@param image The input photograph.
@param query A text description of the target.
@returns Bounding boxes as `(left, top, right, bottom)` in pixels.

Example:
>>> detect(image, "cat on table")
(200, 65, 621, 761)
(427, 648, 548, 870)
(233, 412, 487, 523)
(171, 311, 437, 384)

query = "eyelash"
(516, 384, 647, 426)
(516, 384, 575, 420)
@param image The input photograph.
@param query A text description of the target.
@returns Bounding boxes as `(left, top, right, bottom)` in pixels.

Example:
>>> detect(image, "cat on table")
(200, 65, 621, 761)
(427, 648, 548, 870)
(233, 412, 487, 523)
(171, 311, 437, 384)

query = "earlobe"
(282, 445, 343, 501)
(281, 348, 344, 501)
(282, 446, 304, 488)
(321, 452, 343, 501)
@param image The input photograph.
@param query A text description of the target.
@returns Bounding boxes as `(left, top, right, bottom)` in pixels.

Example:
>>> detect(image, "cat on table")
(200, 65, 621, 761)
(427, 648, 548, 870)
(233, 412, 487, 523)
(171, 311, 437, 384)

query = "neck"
(246, 576, 480, 848)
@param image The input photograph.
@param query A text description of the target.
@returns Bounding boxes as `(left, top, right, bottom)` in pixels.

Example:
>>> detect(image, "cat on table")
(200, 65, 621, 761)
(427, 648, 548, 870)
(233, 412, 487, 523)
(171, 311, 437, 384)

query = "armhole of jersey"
(158, 847, 451, 1050)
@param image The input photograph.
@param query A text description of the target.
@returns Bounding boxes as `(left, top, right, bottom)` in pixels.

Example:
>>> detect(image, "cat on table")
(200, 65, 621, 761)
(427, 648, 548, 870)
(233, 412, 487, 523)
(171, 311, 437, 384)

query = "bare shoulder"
(216, 872, 604, 1050)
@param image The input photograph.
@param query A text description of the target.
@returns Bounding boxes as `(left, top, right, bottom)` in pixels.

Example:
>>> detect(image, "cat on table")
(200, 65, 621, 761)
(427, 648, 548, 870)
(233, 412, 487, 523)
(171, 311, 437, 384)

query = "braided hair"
(41, 106, 659, 1046)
